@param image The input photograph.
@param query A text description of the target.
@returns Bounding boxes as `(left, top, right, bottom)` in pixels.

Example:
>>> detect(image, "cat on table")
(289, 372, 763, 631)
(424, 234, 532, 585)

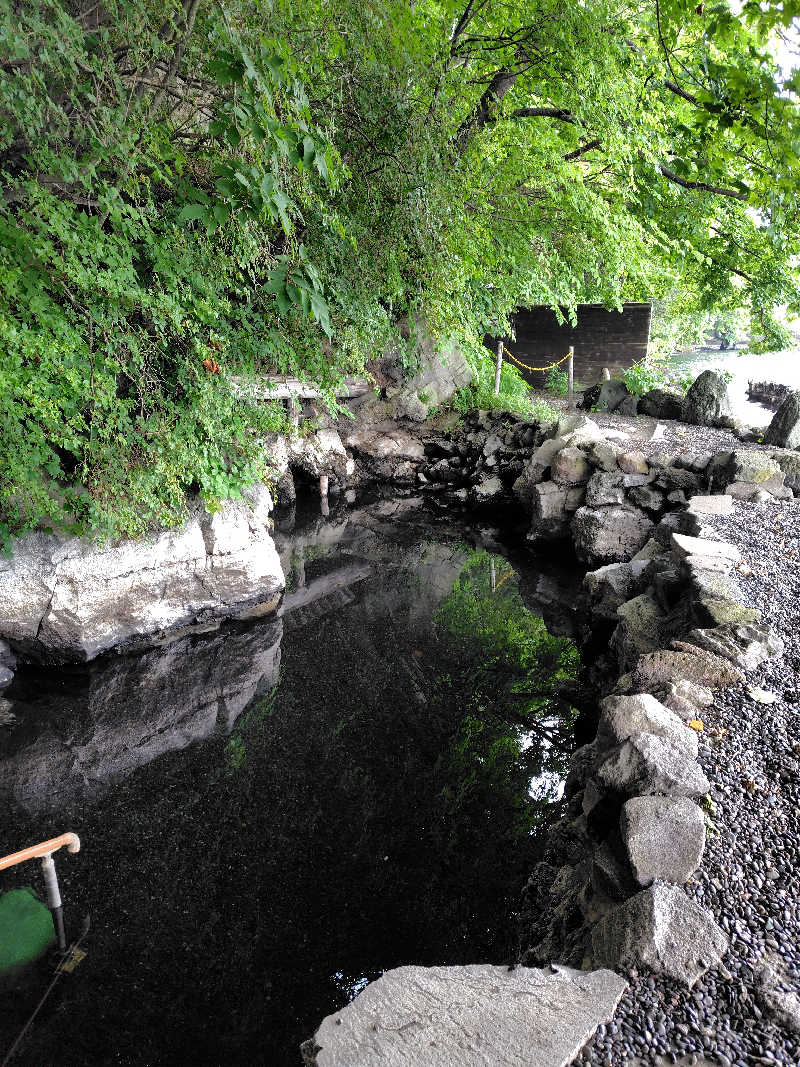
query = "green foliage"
(2, 0, 799, 540)
(545, 366, 569, 396)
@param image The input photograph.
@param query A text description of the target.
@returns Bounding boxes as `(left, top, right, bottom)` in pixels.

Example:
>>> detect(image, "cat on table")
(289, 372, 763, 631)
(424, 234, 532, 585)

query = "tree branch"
(563, 138, 601, 161)
(511, 106, 577, 123)
(660, 165, 749, 200)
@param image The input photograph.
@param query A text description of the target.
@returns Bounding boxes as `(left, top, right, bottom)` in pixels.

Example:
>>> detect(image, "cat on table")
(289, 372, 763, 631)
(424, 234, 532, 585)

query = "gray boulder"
(763, 391, 800, 449)
(552, 447, 591, 486)
(595, 732, 710, 798)
(584, 379, 630, 413)
(686, 494, 733, 517)
(0, 486, 284, 663)
(617, 451, 649, 475)
(572, 506, 654, 565)
(305, 963, 628, 1067)
(611, 593, 666, 669)
(681, 370, 734, 428)
(583, 561, 650, 620)
(597, 694, 698, 757)
(771, 448, 800, 492)
(683, 623, 784, 671)
(585, 471, 626, 507)
(528, 482, 572, 540)
(591, 882, 728, 986)
(513, 437, 566, 511)
(626, 647, 745, 691)
(638, 388, 683, 420)
(467, 476, 504, 509)
(588, 440, 622, 473)
(621, 795, 706, 886)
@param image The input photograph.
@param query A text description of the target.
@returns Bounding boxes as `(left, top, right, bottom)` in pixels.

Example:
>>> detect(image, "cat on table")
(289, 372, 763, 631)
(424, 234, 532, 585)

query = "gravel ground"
(527, 389, 775, 460)
(580, 495, 800, 1067)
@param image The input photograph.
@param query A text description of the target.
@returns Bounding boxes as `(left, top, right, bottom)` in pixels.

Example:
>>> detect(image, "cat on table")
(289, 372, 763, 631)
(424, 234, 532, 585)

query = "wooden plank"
(232, 376, 370, 400)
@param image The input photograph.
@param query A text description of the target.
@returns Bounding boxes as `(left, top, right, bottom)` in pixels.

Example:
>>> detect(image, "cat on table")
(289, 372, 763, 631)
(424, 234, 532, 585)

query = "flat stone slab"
(670, 533, 741, 566)
(305, 964, 627, 1067)
(686, 494, 733, 516)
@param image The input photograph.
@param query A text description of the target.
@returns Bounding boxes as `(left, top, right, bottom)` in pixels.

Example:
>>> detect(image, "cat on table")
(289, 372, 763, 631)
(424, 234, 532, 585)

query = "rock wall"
(0, 484, 284, 665)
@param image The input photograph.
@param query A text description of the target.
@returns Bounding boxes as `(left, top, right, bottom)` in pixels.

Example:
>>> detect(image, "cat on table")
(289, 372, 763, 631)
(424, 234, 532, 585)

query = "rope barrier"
(499, 343, 572, 374)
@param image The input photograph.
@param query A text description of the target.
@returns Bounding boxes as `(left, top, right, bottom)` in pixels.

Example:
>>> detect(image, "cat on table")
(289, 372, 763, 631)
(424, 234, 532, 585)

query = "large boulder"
(763, 391, 800, 449)
(621, 795, 706, 886)
(591, 882, 728, 986)
(681, 370, 734, 428)
(611, 593, 666, 669)
(682, 623, 784, 671)
(585, 472, 626, 507)
(582, 380, 630, 413)
(597, 694, 698, 757)
(583, 561, 651, 620)
(595, 733, 710, 798)
(638, 388, 683, 420)
(552, 447, 591, 486)
(572, 506, 654, 565)
(0, 486, 284, 664)
(624, 647, 745, 691)
(514, 437, 566, 511)
(528, 482, 577, 540)
(304, 963, 628, 1067)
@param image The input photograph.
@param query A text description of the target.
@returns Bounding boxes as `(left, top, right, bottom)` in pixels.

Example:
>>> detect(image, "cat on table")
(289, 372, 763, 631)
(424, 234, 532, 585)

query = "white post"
(568, 346, 574, 404)
(494, 340, 503, 396)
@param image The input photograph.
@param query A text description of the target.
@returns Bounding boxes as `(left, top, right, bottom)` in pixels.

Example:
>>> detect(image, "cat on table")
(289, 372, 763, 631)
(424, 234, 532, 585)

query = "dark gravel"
(581, 495, 800, 1067)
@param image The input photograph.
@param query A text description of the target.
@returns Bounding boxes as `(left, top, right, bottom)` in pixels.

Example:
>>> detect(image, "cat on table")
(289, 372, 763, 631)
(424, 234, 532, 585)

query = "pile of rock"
(521, 517, 784, 988)
(581, 369, 735, 429)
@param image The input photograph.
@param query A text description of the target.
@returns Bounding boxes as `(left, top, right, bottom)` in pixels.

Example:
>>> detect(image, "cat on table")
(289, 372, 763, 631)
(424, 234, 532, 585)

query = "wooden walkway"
(233, 376, 370, 427)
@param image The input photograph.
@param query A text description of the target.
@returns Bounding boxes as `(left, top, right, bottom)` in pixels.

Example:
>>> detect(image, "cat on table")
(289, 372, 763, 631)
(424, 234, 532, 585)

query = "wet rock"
(0, 640, 16, 671)
(597, 694, 699, 758)
(572, 506, 654, 566)
(595, 733, 710, 798)
(638, 388, 683, 420)
(564, 742, 602, 799)
(626, 647, 745, 691)
(305, 963, 628, 1067)
(552, 447, 591, 486)
(728, 450, 782, 484)
(681, 370, 735, 428)
(763, 390, 800, 449)
(617, 451, 649, 476)
(621, 795, 706, 886)
(591, 882, 728, 986)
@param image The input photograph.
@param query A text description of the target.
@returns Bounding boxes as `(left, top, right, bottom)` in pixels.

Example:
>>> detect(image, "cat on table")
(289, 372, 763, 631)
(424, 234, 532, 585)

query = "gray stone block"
(621, 795, 706, 886)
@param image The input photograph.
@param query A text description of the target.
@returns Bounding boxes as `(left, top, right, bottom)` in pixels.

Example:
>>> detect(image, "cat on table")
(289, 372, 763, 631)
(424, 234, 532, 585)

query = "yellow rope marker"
(493, 568, 515, 593)
(500, 343, 572, 374)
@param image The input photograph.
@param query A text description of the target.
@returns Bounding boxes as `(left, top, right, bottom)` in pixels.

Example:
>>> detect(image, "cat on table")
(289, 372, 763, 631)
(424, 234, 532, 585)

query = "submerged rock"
(303, 963, 627, 1067)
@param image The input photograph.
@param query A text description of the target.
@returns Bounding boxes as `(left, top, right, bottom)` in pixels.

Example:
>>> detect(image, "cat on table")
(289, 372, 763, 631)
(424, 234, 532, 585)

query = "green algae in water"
(0, 888, 55, 975)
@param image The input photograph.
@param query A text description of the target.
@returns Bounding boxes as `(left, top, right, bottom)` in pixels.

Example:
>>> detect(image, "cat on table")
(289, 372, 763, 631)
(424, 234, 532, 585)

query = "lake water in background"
(0, 494, 583, 1066)
(670, 346, 800, 426)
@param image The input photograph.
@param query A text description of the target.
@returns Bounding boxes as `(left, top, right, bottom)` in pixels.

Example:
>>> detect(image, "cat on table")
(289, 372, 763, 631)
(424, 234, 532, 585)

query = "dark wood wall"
(487, 302, 652, 389)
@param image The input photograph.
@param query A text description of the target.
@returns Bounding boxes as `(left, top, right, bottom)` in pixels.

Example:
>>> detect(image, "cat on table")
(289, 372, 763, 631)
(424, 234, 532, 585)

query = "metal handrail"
(0, 833, 81, 872)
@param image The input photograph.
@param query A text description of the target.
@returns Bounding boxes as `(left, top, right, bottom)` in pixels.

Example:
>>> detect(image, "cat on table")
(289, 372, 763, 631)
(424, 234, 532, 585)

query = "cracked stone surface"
(305, 964, 627, 1067)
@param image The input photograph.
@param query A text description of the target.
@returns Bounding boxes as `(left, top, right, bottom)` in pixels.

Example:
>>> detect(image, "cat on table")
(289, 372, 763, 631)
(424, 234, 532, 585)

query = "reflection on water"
(0, 495, 582, 1066)
(671, 347, 800, 426)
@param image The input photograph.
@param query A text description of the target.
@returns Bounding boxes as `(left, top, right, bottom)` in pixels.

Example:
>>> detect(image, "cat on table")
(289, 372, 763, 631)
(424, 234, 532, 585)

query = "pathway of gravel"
(580, 495, 800, 1066)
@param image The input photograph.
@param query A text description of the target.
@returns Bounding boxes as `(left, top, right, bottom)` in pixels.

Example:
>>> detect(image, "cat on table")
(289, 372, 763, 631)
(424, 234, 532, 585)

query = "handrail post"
(40, 853, 66, 953)
(494, 340, 503, 396)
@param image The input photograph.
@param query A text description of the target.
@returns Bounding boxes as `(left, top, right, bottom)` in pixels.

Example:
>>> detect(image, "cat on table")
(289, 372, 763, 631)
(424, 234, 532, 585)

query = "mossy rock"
(0, 888, 55, 977)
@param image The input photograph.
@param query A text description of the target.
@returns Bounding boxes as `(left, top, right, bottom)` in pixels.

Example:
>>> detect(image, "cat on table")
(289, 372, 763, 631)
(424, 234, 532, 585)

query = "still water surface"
(670, 346, 800, 426)
(0, 495, 582, 1065)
